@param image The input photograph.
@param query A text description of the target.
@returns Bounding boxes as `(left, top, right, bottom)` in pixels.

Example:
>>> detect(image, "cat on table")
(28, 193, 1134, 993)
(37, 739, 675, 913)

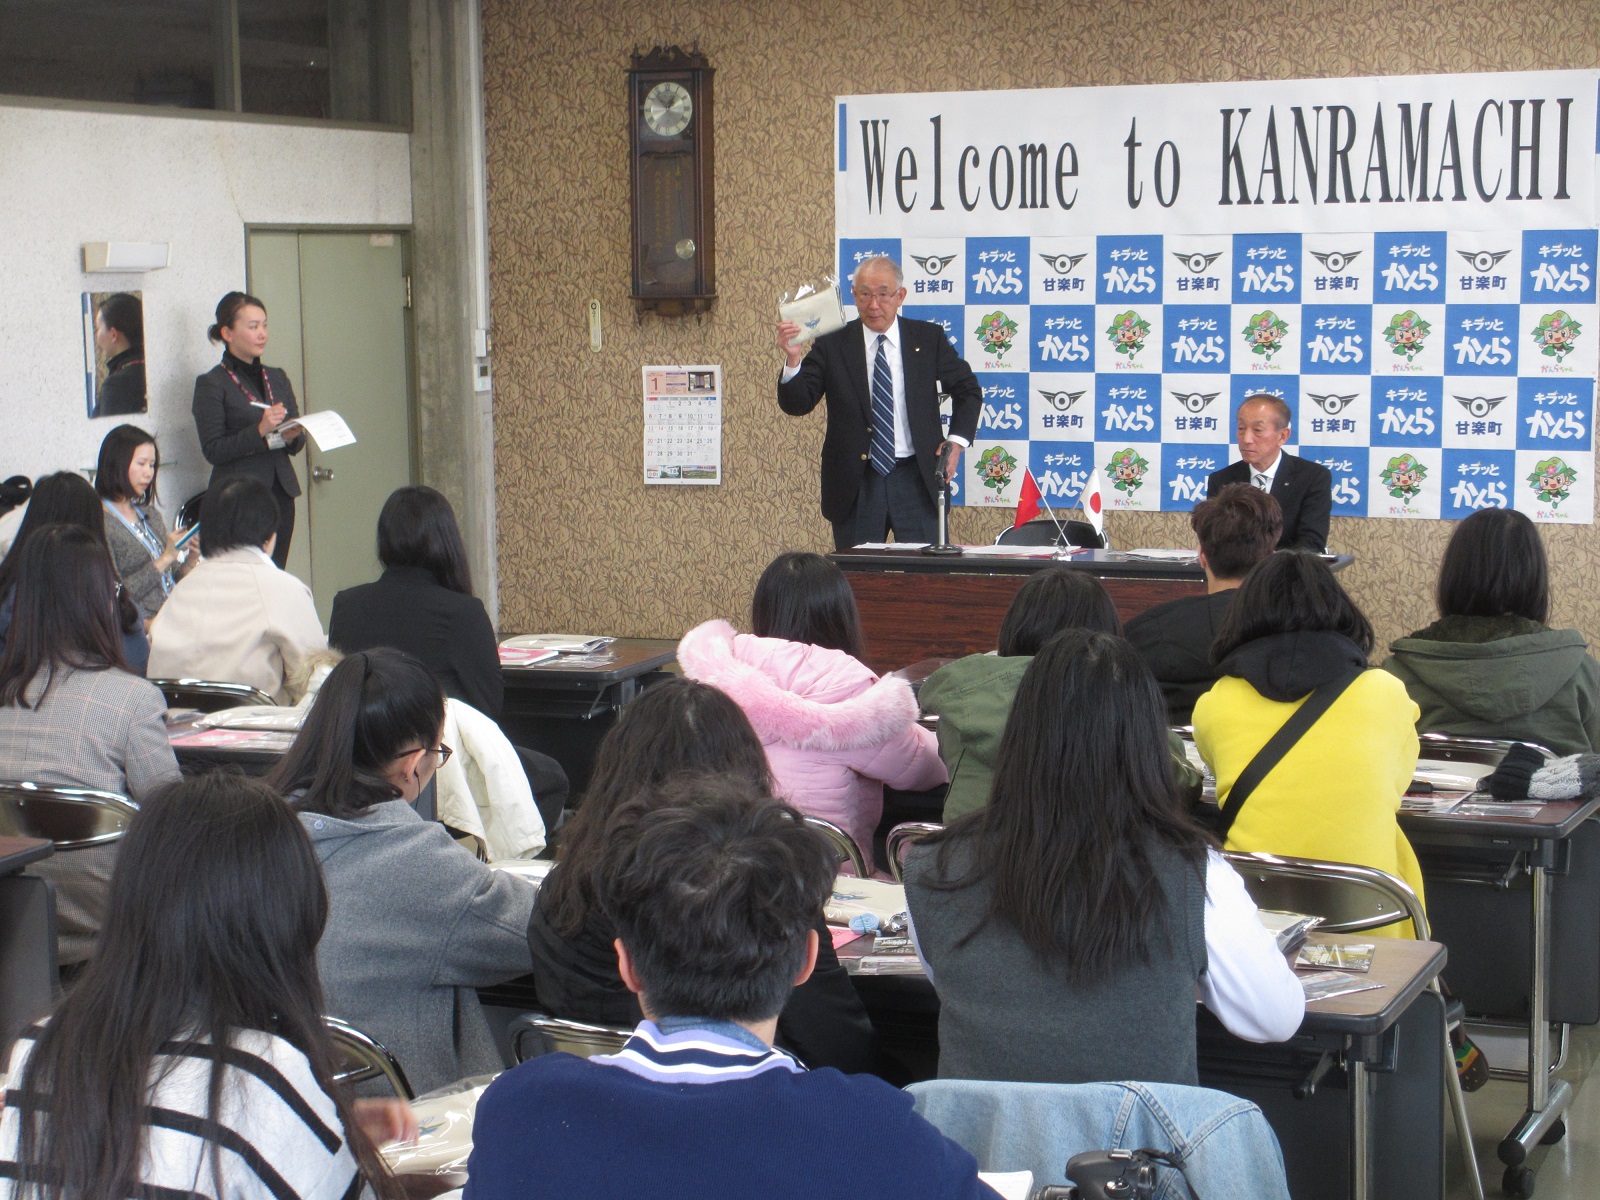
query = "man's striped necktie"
(870, 334, 896, 476)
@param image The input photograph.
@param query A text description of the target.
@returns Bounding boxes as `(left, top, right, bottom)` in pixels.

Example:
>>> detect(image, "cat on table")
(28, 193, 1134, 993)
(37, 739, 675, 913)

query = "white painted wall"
(0, 101, 411, 508)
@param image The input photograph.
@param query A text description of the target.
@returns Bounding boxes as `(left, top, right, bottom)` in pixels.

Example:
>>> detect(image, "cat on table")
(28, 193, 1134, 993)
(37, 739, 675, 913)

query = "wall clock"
(628, 46, 715, 315)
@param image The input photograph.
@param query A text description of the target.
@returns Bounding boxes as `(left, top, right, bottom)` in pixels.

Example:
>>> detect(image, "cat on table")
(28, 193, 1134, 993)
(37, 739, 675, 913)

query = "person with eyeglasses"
(777, 256, 982, 549)
(268, 647, 538, 1095)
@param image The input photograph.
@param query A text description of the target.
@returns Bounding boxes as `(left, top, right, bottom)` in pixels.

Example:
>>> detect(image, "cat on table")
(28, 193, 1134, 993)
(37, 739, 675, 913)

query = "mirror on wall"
(83, 290, 147, 419)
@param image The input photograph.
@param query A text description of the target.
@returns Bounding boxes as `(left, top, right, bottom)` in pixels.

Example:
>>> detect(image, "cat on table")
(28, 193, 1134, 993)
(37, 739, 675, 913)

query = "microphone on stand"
(924, 442, 963, 556)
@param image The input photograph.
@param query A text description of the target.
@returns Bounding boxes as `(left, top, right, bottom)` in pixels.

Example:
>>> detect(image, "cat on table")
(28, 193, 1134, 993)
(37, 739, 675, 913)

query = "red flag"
(1013, 469, 1042, 528)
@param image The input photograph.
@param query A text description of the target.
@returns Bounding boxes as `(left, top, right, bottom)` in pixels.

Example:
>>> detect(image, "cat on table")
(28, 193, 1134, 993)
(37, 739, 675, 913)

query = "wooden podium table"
(832, 547, 1351, 674)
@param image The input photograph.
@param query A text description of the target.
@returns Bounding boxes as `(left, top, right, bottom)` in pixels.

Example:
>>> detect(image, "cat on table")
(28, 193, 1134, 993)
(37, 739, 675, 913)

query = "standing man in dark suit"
(1206, 393, 1332, 553)
(776, 257, 983, 550)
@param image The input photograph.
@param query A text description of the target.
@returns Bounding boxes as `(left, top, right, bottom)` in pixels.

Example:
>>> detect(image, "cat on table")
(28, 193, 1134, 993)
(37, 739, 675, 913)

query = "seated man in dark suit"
(1126, 483, 1282, 724)
(1206, 393, 1331, 552)
(466, 779, 996, 1200)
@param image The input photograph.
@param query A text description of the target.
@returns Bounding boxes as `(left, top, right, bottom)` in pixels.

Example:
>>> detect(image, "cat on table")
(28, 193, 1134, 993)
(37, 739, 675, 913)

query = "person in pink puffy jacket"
(677, 552, 947, 867)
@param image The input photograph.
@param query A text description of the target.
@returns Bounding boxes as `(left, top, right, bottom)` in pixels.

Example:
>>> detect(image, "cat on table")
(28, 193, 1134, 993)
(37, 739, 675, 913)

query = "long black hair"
(96, 293, 144, 353)
(923, 629, 1211, 982)
(0, 473, 105, 598)
(0, 525, 127, 707)
(750, 551, 865, 658)
(996, 567, 1120, 656)
(94, 424, 160, 505)
(538, 676, 773, 940)
(0, 472, 142, 639)
(377, 485, 474, 596)
(269, 648, 446, 819)
(1211, 550, 1375, 662)
(1436, 507, 1549, 624)
(9, 773, 401, 1200)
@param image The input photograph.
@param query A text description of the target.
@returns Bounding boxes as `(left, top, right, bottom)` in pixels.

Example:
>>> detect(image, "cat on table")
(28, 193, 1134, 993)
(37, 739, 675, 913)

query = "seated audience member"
(148, 477, 327, 703)
(904, 630, 1302, 1086)
(269, 647, 536, 1095)
(467, 783, 997, 1200)
(0, 471, 150, 673)
(329, 485, 503, 719)
(527, 676, 875, 1073)
(677, 551, 945, 859)
(0, 774, 411, 1198)
(96, 424, 193, 622)
(1193, 552, 1425, 934)
(921, 569, 1202, 822)
(0, 525, 179, 964)
(1383, 507, 1600, 755)
(1125, 483, 1282, 724)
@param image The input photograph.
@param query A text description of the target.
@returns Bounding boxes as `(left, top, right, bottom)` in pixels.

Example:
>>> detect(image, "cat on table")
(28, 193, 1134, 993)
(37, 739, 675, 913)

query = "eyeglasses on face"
(852, 288, 901, 303)
(397, 743, 453, 767)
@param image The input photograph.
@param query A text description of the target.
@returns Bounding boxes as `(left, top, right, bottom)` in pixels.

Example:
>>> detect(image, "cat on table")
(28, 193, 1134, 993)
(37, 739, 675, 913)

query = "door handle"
(311, 467, 335, 482)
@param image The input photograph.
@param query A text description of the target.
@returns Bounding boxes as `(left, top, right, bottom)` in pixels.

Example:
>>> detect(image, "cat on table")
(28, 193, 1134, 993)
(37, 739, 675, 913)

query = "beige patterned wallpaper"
(483, 0, 1600, 656)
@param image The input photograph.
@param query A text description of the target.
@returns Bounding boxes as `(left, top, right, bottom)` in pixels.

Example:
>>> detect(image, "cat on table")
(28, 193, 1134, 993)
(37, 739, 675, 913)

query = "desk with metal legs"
(837, 931, 1448, 1200)
(1401, 796, 1600, 1197)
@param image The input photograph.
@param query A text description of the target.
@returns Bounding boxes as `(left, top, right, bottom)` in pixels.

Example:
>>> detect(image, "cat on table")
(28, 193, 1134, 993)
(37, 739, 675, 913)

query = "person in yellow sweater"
(1193, 551, 1425, 937)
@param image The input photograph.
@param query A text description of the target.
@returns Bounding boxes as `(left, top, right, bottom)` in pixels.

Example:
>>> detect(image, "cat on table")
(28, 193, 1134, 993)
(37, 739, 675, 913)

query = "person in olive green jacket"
(921, 568, 1202, 823)
(1382, 508, 1600, 757)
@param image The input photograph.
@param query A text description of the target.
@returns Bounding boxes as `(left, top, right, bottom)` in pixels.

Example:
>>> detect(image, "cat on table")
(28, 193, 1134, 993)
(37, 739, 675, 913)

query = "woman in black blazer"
(328, 486, 503, 719)
(191, 292, 305, 568)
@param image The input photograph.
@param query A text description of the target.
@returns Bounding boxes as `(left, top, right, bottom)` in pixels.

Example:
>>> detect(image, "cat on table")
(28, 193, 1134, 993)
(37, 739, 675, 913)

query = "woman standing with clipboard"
(191, 291, 305, 568)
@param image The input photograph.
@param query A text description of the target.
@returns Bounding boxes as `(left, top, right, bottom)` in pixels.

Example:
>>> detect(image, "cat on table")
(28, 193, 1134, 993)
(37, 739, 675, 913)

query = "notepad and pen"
(249, 403, 358, 452)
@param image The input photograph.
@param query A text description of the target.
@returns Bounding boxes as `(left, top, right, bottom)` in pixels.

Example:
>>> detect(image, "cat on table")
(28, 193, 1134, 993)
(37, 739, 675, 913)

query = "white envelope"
(779, 287, 847, 341)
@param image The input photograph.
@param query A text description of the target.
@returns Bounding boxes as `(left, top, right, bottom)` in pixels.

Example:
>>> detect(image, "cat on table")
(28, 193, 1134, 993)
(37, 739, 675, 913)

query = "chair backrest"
(994, 518, 1105, 549)
(0, 782, 138, 850)
(514, 744, 570, 842)
(323, 1015, 414, 1100)
(886, 821, 943, 882)
(1223, 850, 1429, 939)
(1418, 732, 1556, 769)
(176, 490, 205, 533)
(803, 815, 869, 878)
(151, 679, 276, 713)
(508, 1012, 630, 1063)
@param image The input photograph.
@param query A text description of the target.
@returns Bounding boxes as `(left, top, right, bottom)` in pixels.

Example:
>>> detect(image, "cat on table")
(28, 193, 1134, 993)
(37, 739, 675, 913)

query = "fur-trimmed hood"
(676, 619, 919, 753)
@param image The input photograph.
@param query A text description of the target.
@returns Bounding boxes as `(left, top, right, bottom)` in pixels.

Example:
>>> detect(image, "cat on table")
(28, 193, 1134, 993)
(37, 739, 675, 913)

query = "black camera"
(1035, 1148, 1192, 1200)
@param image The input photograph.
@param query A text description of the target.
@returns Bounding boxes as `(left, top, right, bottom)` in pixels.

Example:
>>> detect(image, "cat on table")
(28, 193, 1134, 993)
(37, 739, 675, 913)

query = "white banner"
(832, 70, 1600, 524)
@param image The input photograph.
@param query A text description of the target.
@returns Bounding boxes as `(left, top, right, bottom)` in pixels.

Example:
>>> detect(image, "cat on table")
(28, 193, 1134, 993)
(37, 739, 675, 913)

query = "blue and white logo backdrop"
(835, 71, 1600, 524)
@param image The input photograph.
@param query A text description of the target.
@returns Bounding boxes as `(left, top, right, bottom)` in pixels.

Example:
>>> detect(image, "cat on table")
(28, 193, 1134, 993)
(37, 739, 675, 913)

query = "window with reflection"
(0, 0, 409, 127)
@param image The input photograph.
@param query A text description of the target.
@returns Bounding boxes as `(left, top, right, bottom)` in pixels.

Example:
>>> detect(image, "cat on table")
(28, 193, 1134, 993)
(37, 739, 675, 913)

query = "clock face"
(643, 81, 693, 137)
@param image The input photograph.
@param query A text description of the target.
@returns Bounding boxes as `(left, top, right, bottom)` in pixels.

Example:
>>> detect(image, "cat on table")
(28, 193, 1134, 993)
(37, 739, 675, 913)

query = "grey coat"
(0, 666, 180, 962)
(103, 501, 172, 621)
(301, 799, 537, 1094)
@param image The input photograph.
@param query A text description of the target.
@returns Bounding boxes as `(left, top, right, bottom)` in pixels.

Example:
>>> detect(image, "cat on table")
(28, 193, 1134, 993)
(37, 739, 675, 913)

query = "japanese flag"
(1082, 467, 1105, 540)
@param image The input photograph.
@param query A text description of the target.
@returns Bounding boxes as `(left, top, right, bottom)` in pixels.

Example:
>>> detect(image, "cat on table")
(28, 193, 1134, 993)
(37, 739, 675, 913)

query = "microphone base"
(921, 543, 964, 556)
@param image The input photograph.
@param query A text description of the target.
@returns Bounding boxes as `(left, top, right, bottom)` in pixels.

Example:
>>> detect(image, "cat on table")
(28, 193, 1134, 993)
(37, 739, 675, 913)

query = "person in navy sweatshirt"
(465, 778, 997, 1200)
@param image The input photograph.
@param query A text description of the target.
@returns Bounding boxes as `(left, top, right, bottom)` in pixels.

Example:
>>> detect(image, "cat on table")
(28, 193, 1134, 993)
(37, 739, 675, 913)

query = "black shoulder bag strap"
(1215, 671, 1361, 840)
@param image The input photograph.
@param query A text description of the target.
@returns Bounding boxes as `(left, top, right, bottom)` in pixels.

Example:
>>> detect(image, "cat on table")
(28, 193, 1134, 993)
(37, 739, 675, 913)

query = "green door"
(247, 229, 414, 625)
